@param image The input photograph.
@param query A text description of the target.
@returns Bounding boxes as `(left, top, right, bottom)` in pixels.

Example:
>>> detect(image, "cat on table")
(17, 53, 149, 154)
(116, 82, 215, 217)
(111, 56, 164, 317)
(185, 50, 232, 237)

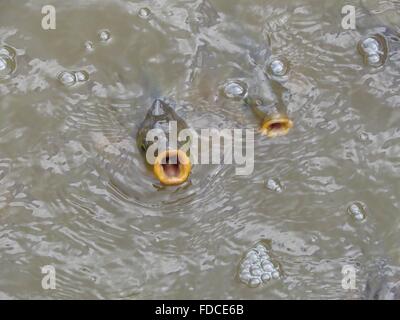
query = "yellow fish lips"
(260, 114, 293, 138)
(153, 149, 192, 186)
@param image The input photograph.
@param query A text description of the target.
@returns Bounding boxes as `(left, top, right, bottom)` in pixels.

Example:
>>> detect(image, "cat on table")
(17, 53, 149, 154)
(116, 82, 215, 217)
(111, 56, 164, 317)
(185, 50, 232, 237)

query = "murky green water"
(0, 0, 399, 299)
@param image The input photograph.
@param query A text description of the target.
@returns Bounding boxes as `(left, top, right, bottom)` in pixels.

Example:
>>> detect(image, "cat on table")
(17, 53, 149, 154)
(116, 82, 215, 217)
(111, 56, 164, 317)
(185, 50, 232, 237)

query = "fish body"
(136, 99, 192, 186)
(243, 74, 293, 138)
(136, 99, 190, 154)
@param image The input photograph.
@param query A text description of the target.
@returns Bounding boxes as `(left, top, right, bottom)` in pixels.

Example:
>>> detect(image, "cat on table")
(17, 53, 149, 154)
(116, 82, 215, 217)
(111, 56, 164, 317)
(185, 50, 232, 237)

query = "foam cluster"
(238, 243, 281, 288)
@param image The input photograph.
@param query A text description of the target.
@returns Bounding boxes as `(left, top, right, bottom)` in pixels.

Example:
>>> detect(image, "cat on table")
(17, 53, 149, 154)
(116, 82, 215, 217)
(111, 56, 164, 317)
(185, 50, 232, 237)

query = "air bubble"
(266, 178, 283, 193)
(261, 273, 271, 282)
(239, 271, 251, 283)
(248, 277, 261, 288)
(260, 257, 271, 266)
(0, 55, 16, 79)
(270, 60, 285, 75)
(84, 41, 94, 52)
(347, 202, 366, 221)
(367, 53, 381, 66)
(0, 57, 7, 71)
(250, 266, 262, 277)
(138, 7, 152, 19)
(75, 70, 89, 82)
(255, 244, 267, 253)
(266, 57, 289, 78)
(99, 30, 111, 42)
(354, 213, 364, 220)
(58, 70, 89, 87)
(58, 71, 76, 87)
(0, 45, 16, 59)
(271, 271, 280, 279)
(361, 37, 380, 55)
(259, 251, 268, 259)
(261, 261, 274, 272)
(246, 251, 258, 260)
(222, 80, 248, 100)
(240, 261, 251, 270)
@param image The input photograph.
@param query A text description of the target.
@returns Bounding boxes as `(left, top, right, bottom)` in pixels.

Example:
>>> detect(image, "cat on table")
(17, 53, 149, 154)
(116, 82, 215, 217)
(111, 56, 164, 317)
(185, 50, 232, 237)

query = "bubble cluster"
(58, 70, 89, 87)
(238, 243, 281, 287)
(266, 57, 289, 78)
(347, 202, 366, 221)
(86, 30, 112, 52)
(138, 7, 152, 19)
(266, 178, 283, 193)
(358, 35, 388, 67)
(98, 30, 111, 42)
(222, 80, 248, 100)
(0, 45, 17, 79)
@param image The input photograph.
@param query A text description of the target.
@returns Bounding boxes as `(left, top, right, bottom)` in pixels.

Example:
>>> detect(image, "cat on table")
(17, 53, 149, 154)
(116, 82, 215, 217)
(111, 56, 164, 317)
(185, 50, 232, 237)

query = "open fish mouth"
(153, 149, 192, 185)
(260, 115, 293, 138)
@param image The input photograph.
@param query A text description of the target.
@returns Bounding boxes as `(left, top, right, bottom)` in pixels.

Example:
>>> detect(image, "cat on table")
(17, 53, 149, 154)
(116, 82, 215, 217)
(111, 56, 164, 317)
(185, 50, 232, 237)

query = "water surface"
(0, 0, 399, 299)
